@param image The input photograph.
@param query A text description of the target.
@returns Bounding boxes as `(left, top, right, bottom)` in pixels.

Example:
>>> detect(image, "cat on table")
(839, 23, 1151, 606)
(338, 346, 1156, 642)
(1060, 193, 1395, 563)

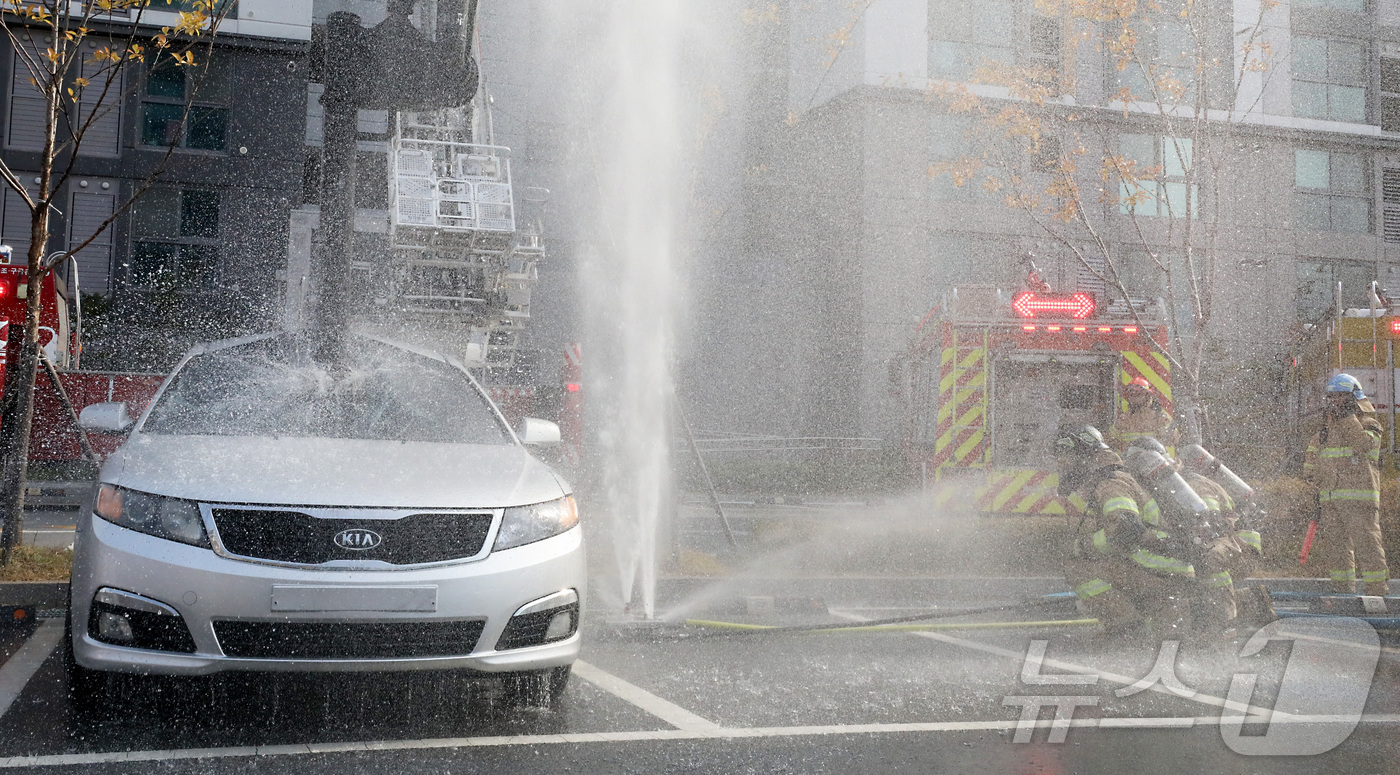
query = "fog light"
(96, 611, 134, 642)
(496, 589, 580, 650)
(544, 610, 572, 640)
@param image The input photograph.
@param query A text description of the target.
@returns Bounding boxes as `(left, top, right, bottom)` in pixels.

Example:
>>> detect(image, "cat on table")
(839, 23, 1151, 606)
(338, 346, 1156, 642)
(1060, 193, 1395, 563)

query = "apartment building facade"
(0, 1, 312, 370)
(677, 0, 1400, 460)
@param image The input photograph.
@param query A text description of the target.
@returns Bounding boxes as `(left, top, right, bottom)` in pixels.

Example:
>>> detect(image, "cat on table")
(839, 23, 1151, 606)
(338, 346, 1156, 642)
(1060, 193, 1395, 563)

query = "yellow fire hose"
(684, 618, 1099, 633)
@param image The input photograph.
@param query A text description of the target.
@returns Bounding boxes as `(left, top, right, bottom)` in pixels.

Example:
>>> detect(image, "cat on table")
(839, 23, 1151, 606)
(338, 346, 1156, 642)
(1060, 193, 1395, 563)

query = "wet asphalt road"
(1, 583, 1399, 774)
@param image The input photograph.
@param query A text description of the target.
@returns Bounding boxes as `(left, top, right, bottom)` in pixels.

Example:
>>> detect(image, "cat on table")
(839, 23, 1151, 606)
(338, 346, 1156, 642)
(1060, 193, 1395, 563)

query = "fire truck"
(901, 284, 1171, 515)
(1289, 289, 1400, 471)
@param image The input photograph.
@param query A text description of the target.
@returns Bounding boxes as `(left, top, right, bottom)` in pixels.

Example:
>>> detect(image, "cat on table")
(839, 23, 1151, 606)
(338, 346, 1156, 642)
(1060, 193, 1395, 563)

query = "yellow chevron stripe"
(935, 424, 954, 452)
(958, 348, 985, 370)
(1123, 351, 1171, 398)
(1150, 351, 1171, 400)
(941, 346, 955, 367)
(937, 386, 983, 422)
(940, 352, 987, 396)
(992, 469, 1037, 511)
(954, 429, 984, 462)
(954, 402, 985, 429)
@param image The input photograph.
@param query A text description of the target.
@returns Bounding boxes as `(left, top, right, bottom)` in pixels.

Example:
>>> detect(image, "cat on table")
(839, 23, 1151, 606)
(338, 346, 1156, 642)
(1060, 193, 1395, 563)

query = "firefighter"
(1054, 424, 1193, 639)
(1125, 437, 1240, 640)
(1109, 378, 1178, 453)
(1304, 374, 1389, 596)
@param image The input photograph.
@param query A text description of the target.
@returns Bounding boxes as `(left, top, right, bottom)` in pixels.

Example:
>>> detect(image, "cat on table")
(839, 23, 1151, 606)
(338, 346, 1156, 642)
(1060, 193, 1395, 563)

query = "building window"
(140, 57, 228, 151)
(928, 0, 1015, 80)
(1292, 36, 1366, 123)
(1297, 259, 1375, 322)
(1107, 16, 1195, 105)
(128, 189, 219, 289)
(1295, 149, 1369, 232)
(1117, 134, 1197, 219)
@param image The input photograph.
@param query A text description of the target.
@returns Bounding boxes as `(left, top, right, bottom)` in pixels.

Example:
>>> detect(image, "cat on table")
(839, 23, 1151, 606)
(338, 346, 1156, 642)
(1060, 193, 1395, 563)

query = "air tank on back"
(1179, 443, 1254, 505)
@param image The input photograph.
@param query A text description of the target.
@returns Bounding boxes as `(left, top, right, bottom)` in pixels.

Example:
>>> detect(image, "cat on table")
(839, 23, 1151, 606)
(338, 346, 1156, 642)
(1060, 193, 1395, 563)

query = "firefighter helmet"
(1126, 377, 1153, 394)
(1053, 424, 1109, 457)
(1325, 373, 1366, 400)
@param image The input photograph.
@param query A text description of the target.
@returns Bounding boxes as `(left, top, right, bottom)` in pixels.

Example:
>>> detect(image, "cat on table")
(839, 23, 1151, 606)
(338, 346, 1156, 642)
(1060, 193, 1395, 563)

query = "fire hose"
(683, 596, 1093, 635)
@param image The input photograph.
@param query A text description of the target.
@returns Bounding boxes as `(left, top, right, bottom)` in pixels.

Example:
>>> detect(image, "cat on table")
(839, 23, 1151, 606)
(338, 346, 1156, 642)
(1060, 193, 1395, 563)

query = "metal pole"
(314, 12, 364, 364)
(675, 402, 738, 549)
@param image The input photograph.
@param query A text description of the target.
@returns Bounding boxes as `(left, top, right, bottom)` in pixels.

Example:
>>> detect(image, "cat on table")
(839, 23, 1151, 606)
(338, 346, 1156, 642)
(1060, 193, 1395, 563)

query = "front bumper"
(71, 513, 585, 676)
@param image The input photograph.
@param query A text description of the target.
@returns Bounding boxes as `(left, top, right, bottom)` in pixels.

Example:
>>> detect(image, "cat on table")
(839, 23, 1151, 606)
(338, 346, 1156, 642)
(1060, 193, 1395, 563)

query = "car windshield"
(141, 335, 512, 444)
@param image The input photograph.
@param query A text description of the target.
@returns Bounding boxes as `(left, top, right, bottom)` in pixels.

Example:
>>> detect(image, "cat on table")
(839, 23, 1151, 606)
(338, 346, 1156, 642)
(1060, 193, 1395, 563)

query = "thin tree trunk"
(0, 211, 50, 564)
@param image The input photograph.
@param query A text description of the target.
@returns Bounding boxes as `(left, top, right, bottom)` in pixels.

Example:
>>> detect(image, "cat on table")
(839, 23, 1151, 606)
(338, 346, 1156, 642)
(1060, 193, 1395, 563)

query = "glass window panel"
(145, 59, 185, 98)
(1296, 260, 1332, 321)
(180, 190, 219, 237)
(1295, 192, 1331, 230)
(132, 189, 179, 238)
(1332, 196, 1370, 232)
(1120, 180, 1158, 216)
(930, 41, 965, 79)
(1293, 37, 1328, 81)
(1330, 85, 1366, 123)
(1296, 150, 1330, 189)
(177, 245, 219, 291)
(1336, 262, 1375, 305)
(1162, 182, 1189, 218)
(130, 241, 176, 287)
(1329, 41, 1364, 83)
(1119, 133, 1155, 165)
(1163, 137, 1192, 177)
(1158, 20, 1191, 64)
(185, 106, 227, 151)
(1331, 152, 1364, 191)
(972, 1, 1013, 45)
(141, 102, 185, 147)
(1293, 81, 1328, 118)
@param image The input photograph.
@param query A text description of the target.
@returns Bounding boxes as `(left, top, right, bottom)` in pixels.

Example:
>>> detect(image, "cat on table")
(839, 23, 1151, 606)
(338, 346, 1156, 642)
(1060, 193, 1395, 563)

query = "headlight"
(493, 495, 579, 551)
(94, 484, 210, 548)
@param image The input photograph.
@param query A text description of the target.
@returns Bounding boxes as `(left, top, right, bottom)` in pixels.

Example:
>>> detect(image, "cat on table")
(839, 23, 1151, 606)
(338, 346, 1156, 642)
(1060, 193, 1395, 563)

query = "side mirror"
(516, 417, 561, 446)
(79, 402, 133, 434)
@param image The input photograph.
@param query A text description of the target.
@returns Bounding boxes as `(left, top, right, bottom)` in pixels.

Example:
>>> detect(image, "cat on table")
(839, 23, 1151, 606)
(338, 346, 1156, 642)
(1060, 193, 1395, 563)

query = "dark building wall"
(0, 30, 308, 371)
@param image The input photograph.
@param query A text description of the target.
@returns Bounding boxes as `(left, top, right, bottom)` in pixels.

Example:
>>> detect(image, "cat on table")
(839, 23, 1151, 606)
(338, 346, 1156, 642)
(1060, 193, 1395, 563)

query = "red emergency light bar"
(1012, 291, 1095, 319)
(1391, 320, 1400, 335)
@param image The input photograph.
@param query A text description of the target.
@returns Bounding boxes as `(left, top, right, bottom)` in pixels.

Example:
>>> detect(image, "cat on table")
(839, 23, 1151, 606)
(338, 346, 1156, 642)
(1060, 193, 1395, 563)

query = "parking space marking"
(828, 609, 1279, 719)
(0, 619, 61, 720)
(4, 714, 1400, 768)
(572, 659, 721, 732)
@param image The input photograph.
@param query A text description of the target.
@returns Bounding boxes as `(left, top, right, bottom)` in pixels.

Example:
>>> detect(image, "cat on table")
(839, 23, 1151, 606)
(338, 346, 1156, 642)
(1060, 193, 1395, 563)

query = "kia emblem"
(334, 528, 382, 551)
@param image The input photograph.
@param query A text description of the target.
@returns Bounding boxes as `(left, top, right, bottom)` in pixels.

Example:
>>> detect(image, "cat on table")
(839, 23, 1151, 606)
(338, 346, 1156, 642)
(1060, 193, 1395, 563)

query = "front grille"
(210, 509, 493, 565)
(213, 619, 485, 659)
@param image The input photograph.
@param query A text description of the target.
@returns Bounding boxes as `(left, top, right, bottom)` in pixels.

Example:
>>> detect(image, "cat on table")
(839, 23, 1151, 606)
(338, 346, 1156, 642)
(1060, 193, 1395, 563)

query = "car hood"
(102, 434, 567, 508)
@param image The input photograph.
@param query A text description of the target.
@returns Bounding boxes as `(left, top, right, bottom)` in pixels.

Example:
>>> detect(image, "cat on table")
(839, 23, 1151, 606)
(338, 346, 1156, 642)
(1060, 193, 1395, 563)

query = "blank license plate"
(270, 585, 438, 612)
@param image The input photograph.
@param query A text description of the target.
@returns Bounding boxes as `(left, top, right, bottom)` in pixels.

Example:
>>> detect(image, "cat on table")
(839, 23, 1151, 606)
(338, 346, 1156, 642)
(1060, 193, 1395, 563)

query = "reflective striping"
(1320, 489, 1380, 504)
(991, 469, 1038, 511)
(1074, 578, 1112, 598)
(1130, 549, 1195, 577)
(1092, 529, 1110, 554)
(1331, 570, 1358, 582)
(1236, 530, 1262, 552)
(1203, 571, 1233, 589)
(1141, 499, 1161, 526)
(1101, 496, 1139, 516)
(1363, 570, 1390, 583)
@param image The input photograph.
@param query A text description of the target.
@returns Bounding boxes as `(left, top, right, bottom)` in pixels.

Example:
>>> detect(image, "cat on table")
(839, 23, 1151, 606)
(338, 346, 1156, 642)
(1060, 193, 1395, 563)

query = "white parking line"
(0, 619, 62, 720)
(3, 714, 1400, 768)
(572, 659, 721, 732)
(827, 609, 1279, 719)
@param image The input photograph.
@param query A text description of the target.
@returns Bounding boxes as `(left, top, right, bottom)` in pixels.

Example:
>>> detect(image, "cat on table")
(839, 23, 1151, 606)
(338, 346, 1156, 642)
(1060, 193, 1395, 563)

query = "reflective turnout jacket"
(1304, 412, 1382, 508)
(1109, 404, 1176, 452)
(1075, 458, 1194, 578)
